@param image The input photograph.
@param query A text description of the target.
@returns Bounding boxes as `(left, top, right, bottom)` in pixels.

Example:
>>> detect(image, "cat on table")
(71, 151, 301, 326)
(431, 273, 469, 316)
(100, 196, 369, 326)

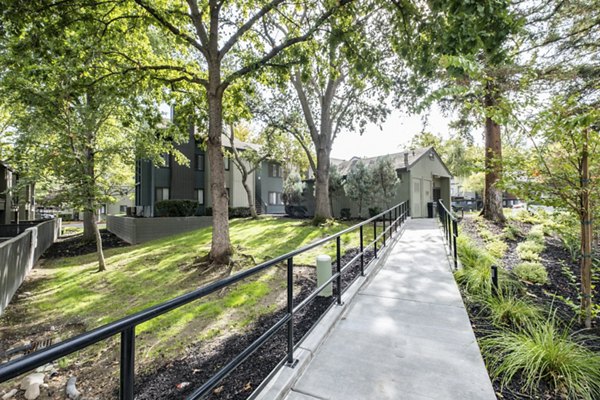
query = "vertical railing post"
(287, 257, 294, 365)
(336, 236, 342, 305)
(373, 219, 378, 258)
(491, 265, 499, 296)
(120, 327, 135, 400)
(382, 212, 386, 247)
(452, 219, 458, 270)
(389, 209, 393, 234)
(359, 225, 364, 276)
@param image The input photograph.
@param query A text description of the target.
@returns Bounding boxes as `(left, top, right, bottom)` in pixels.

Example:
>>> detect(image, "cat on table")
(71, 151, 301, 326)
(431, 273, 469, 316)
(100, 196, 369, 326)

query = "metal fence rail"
(0, 202, 409, 400)
(437, 200, 459, 269)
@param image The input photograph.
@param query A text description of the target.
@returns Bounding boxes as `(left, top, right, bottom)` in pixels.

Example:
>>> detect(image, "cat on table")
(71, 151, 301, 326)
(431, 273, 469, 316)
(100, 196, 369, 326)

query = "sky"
(330, 105, 454, 160)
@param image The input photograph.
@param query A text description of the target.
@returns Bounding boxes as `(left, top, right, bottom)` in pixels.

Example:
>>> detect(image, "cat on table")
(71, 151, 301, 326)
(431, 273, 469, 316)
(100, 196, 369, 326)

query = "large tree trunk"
(92, 209, 106, 272)
(82, 211, 95, 241)
(580, 129, 592, 328)
(207, 83, 232, 264)
(242, 176, 258, 219)
(314, 145, 332, 224)
(482, 83, 506, 223)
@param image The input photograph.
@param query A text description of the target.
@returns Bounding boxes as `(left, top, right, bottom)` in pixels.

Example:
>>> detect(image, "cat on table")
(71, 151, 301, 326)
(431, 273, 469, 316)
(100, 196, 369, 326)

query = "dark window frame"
(195, 188, 204, 205)
(155, 187, 170, 202)
(159, 154, 171, 169)
(196, 154, 204, 171)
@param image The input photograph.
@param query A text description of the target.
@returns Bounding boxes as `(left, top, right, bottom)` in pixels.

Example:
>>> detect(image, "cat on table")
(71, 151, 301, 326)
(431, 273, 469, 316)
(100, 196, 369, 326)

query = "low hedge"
(155, 200, 199, 217)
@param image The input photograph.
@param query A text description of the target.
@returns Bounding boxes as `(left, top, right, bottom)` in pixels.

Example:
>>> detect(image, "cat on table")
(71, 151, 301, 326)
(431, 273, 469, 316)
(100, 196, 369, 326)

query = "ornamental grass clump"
(481, 319, 600, 400)
(483, 294, 543, 328)
(457, 235, 494, 270)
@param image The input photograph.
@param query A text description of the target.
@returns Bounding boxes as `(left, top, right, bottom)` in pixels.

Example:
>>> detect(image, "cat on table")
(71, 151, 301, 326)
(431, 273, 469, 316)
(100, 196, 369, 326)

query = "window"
(195, 189, 204, 205)
(155, 187, 169, 202)
(119, 205, 127, 213)
(268, 191, 283, 205)
(196, 154, 204, 171)
(224, 157, 230, 171)
(159, 153, 171, 168)
(268, 163, 282, 178)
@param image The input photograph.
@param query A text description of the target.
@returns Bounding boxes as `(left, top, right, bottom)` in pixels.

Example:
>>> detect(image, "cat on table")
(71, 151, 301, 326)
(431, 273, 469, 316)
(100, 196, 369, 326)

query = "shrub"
(514, 261, 548, 284)
(481, 319, 600, 399)
(503, 224, 523, 241)
(486, 240, 508, 260)
(229, 207, 251, 218)
(517, 240, 545, 255)
(519, 249, 541, 262)
(155, 200, 199, 217)
(340, 208, 351, 220)
(205, 207, 212, 216)
(510, 209, 541, 224)
(527, 225, 546, 244)
(368, 207, 381, 218)
(483, 294, 543, 328)
(455, 263, 492, 296)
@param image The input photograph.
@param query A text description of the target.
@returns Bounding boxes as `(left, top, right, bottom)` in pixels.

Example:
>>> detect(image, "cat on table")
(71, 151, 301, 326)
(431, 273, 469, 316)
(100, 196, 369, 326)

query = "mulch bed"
(459, 215, 600, 400)
(43, 229, 130, 259)
(134, 247, 376, 400)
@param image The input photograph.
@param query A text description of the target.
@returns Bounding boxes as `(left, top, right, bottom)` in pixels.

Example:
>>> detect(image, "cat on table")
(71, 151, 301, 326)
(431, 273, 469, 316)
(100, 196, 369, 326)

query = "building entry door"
(411, 178, 421, 217)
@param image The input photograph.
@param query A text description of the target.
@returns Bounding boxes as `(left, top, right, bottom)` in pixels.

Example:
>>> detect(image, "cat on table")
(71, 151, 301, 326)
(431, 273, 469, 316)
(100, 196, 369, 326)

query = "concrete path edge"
(251, 224, 408, 400)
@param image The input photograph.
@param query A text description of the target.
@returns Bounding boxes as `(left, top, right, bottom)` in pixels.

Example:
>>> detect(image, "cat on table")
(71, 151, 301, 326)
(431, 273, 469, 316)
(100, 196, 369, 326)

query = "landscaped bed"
(455, 210, 600, 400)
(0, 217, 378, 399)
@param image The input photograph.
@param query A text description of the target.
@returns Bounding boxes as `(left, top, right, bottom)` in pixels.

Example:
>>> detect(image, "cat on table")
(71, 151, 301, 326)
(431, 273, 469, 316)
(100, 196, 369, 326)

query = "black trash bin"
(427, 202, 435, 218)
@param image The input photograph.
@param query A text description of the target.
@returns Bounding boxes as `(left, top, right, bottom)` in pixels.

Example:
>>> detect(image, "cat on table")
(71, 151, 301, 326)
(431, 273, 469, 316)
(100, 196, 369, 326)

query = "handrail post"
(452, 219, 458, 270)
(389, 209, 393, 234)
(373, 219, 378, 258)
(491, 265, 499, 296)
(359, 225, 364, 276)
(120, 327, 135, 400)
(382, 212, 386, 247)
(336, 237, 342, 305)
(287, 257, 294, 365)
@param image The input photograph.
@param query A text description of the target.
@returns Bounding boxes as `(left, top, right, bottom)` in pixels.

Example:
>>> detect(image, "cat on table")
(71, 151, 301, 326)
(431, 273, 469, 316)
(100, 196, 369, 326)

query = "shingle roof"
(335, 147, 434, 176)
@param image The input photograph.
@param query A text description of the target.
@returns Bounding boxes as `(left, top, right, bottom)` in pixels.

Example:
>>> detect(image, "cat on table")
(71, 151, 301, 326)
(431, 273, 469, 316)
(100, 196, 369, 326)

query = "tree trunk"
(92, 209, 106, 272)
(580, 129, 592, 328)
(242, 177, 258, 219)
(482, 82, 505, 223)
(83, 211, 95, 242)
(314, 146, 331, 224)
(207, 85, 232, 264)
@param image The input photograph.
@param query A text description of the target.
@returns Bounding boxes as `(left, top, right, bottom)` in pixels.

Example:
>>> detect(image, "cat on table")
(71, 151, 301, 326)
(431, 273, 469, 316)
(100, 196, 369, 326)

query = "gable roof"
(334, 146, 452, 177)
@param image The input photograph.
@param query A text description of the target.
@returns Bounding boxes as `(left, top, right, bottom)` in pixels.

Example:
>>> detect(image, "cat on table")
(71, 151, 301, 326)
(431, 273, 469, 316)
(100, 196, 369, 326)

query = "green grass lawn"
(2, 217, 372, 365)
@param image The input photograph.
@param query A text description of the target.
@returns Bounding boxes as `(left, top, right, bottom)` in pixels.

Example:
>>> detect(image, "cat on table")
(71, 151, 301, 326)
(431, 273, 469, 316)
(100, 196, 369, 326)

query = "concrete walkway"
(283, 219, 496, 400)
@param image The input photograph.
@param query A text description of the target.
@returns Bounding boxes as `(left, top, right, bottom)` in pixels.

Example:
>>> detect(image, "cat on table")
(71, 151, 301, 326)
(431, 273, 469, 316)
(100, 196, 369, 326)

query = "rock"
(24, 384, 40, 400)
(2, 389, 17, 399)
(20, 373, 45, 391)
(66, 377, 80, 400)
(35, 364, 54, 373)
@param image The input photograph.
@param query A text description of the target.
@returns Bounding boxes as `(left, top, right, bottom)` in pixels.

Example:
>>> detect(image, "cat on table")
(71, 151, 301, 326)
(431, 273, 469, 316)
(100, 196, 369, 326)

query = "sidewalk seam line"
(356, 292, 464, 308)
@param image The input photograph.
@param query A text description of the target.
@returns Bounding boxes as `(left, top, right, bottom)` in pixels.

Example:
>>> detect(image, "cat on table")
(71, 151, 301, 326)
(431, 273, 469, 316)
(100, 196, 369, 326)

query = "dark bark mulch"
(42, 229, 130, 259)
(133, 247, 376, 400)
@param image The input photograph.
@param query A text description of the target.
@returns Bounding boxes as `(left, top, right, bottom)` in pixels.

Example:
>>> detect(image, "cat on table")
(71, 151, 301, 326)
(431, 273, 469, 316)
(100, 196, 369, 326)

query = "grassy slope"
(2, 217, 371, 362)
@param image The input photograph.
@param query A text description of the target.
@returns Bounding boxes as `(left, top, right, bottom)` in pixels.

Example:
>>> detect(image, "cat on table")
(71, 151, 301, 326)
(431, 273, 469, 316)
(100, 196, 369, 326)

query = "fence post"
(120, 327, 135, 400)
(491, 265, 499, 296)
(287, 257, 295, 364)
(373, 219, 377, 258)
(336, 236, 342, 305)
(359, 225, 364, 276)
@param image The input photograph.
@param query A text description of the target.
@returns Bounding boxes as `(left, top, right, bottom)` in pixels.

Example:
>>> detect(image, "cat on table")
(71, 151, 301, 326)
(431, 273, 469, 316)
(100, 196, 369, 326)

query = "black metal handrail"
(437, 199, 459, 270)
(0, 201, 409, 400)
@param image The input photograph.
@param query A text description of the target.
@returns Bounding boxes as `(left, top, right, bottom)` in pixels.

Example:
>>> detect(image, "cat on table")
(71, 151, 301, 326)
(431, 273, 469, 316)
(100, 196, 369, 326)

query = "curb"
(252, 222, 407, 400)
